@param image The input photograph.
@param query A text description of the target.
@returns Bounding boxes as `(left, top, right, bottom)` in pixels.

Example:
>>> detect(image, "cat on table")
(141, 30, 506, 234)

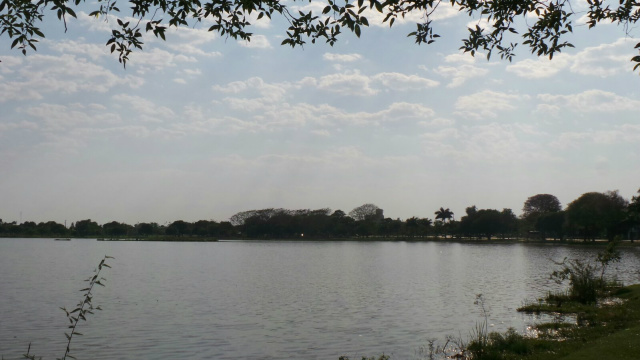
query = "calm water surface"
(1, 239, 639, 359)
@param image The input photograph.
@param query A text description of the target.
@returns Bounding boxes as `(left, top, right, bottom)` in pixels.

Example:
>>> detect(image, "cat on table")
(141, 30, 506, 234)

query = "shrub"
(550, 242, 621, 304)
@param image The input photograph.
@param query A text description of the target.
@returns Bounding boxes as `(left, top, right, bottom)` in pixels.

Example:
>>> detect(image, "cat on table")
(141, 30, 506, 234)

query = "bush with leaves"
(550, 242, 621, 304)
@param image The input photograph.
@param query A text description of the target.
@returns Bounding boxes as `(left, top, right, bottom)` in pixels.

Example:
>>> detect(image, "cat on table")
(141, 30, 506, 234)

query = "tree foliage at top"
(434, 207, 454, 222)
(348, 203, 381, 221)
(522, 194, 562, 219)
(1, 0, 640, 70)
(565, 190, 628, 241)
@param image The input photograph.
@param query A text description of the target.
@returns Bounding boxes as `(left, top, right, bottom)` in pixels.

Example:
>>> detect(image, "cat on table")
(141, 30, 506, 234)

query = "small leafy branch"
(58, 255, 114, 360)
(21, 255, 114, 360)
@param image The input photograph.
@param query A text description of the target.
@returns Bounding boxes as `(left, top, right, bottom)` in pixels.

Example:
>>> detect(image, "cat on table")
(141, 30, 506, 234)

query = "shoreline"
(2, 236, 638, 246)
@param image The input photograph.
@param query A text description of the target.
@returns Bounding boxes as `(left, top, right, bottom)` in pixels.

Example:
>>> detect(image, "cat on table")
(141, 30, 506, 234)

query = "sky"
(1, 0, 639, 226)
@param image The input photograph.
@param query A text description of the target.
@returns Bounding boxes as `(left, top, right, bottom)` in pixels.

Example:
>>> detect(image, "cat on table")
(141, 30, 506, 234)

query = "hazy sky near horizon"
(1, 1, 639, 225)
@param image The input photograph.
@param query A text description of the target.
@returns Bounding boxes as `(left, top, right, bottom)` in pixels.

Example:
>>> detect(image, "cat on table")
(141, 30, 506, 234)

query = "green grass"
(558, 325, 640, 360)
(465, 284, 640, 360)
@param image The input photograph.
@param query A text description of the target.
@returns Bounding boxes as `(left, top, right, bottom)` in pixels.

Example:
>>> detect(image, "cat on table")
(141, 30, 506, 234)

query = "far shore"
(4, 236, 639, 246)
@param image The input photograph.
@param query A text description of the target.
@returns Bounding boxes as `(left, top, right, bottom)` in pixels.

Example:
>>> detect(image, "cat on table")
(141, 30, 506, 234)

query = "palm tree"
(435, 207, 454, 223)
(435, 208, 454, 239)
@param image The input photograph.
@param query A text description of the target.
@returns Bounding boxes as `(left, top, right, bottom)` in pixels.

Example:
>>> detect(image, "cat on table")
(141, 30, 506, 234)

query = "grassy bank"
(465, 284, 640, 360)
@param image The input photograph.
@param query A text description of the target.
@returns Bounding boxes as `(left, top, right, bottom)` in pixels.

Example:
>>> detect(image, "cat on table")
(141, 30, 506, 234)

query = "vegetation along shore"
(348, 242, 640, 360)
(2, 189, 639, 242)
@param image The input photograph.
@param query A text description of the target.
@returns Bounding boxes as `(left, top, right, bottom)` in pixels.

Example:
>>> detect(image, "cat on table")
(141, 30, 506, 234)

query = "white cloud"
(418, 117, 455, 127)
(372, 72, 440, 90)
(183, 69, 203, 76)
(239, 35, 272, 49)
(112, 94, 176, 122)
(349, 102, 436, 125)
(420, 122, 555, 162)
(76, 11, 114, 33)
(287, 71, 439, 96)
(128, 48, 198, 73)
(363, 4, 460, 27)
(0, 55, 23, 72)
(537, 89, 640, 113)
(455, 90, 528, 119)
(0, 121, 39, 134)
(20, 103, 122, 131)
(311, 129, 331, 136)
(48, 39, 111, 61)
(436, 64, 489, 87)
(316, 71, 378, 96)
(508, 38, 636, 78)
(0, 54, 143, 102)
(506, 55, 570, 79)
(421, 127, 460, 141)
(551, 125, 640, 149)
(434, 52, 489, 87)
(323, 53, 362, 62)
(569, 38, 635, 76)
(213, 76, 287, 103)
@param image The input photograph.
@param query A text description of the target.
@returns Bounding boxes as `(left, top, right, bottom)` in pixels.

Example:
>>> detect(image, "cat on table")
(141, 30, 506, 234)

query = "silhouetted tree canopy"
(3, 0, 640, 70)
(459, 207, 517, 240)
(434, 207, 454, 222)
(522, 194, 561, 219)
(4, 189, 640, 240)
(565, 190, 628, 241)
(348, 203, 381, 221)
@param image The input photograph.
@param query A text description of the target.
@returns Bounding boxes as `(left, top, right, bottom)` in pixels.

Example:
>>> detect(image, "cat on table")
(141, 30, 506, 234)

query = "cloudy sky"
(1, 0, 639, 225)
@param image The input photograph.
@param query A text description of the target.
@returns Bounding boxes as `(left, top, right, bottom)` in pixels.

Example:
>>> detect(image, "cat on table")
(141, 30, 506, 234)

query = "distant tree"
(625, 189, 640, 242)
(0, 220, 18, 235)
(630, 189, 640, 214)
(434, 207, 454, 223)
(218, 221, 235, 237)
(299, 209, 332, 237)
(522, 194, 562, 240)
(37, 221, 68, 236)
(103, 221, 131, 237)
(566, 191, 628, 241)
(405, 216, 420, 236)
(166, 220, 191, 237)
(137, 222, 159, 237)
(459, 207, 517, 240)
(349, 203, 381, 221)
(536, 211, 566, 241)
(18, 221, 38, 236)
(522, 194, 562, 219)
(74, 219, 103, 237)
(329, 210, 355, 237)
(379, 217, 402, 236)
(418, 218, 432, 228)
(230, 208, 280, 226)
(499, 208, 518, 238)
(192, 220, 222, 237)
(473, 209, 503, 240)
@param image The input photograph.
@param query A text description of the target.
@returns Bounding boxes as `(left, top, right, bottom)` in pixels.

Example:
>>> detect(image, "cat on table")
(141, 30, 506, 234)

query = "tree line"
(1, 189, 639, 241)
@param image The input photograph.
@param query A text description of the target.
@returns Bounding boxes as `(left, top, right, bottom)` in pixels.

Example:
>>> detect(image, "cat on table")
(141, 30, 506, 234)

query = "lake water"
(1, 239, 639, 360)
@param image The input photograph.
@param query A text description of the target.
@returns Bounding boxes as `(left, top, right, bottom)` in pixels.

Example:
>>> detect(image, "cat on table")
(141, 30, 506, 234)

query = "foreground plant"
(20, 255, 114, 360)
(550, 242, 622, 304)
